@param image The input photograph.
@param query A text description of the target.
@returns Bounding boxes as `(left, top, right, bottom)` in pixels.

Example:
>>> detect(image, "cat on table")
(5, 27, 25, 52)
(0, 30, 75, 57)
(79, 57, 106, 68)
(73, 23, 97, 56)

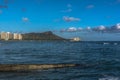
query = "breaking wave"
(99, 76, 120, 80)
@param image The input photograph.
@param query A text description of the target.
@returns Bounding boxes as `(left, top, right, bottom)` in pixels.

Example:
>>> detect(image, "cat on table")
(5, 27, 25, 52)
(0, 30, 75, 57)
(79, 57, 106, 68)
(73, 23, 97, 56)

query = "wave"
(99, 76, 119, 80)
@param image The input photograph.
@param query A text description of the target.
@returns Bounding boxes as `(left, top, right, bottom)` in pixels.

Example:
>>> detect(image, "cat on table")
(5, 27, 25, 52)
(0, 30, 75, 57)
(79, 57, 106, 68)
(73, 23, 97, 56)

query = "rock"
(0, 64, 78, 72)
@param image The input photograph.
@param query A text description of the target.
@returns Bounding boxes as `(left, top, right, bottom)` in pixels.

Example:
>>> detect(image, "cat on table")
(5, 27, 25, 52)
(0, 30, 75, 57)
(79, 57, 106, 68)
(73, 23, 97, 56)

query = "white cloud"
(59, 23, 120, 33)
(116, 23, 120, 29)
(63, 16, 80, 22)
(86, 26, 91, 30)
(22, 17, 29, 22)
(86, 5, 94, 9)
(67, 27, 77, 32)
(98, 25, 106, 30)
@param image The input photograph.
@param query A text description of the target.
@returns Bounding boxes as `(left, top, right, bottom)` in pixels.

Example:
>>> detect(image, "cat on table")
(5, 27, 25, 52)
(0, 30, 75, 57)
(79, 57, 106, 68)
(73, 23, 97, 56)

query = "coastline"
(0, 64, 79, 72)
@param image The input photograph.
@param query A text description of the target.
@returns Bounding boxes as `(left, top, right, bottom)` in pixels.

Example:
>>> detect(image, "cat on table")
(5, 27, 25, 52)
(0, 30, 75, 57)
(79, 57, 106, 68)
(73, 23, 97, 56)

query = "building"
(18, 34, 22, 40)
(14, 33, 19, 40)
(0, 32, 14, 40)
(1, 32, 7, 40)
(14, 33, 22, 40)
(0, 32, 22, 40)
(6, 32, 13, 40)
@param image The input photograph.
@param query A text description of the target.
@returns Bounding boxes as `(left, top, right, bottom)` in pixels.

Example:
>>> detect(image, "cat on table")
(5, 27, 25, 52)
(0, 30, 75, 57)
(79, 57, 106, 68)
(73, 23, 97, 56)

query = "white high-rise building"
(1, 32, 6, 40)
(0, 32, 13, 40)
(14, 33, 22, 40)
(18, 34, 22, 40)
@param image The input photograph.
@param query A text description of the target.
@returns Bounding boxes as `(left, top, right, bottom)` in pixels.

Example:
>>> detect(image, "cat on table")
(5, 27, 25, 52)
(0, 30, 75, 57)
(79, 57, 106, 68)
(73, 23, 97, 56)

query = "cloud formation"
(59, 23, 120, 33)
(98, 25, 106, 30)
(86, 26, 91, 30)
(22, 17, 29, 22)
(63, 16, 80, 22)
(91, 23, 120, 32)
(67, 27, 77, 32)
(116, 23, 120, 29)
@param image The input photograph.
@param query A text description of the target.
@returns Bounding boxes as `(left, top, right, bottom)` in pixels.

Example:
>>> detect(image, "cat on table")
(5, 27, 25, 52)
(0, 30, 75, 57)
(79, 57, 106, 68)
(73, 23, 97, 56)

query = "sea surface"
(0, 41, 120, 80)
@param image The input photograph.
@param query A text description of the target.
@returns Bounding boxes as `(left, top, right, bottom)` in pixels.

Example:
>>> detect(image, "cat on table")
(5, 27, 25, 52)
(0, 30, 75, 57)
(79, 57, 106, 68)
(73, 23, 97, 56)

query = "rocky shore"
(0, 64, 79, 72)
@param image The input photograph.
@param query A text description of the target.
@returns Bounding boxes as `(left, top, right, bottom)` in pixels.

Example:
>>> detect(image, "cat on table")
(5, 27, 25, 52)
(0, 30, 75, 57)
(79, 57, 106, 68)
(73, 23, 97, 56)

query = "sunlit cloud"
(59, 23, 120, 33)
(92, 25, 106, 32)
(22, 17, 29, 22)
(92, 24, 120, 32)
(86, 5, 94, 9)
(116, 23, 120, 29)
(98, 25, 106, 30)
(63, 16, 80, 22)
(113, 23, 120, 29)
(86, 26, 92, 31)
(67, 27, 77, 32)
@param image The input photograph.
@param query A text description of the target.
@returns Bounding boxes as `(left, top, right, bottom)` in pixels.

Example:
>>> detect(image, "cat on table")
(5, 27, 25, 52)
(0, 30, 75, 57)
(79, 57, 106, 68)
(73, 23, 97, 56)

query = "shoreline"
(0, 64, 80, 72)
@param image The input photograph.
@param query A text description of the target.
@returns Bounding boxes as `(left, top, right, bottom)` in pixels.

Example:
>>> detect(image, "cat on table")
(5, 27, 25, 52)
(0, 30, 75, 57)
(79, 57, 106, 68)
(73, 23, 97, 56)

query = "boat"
(70, 37, 80, 42)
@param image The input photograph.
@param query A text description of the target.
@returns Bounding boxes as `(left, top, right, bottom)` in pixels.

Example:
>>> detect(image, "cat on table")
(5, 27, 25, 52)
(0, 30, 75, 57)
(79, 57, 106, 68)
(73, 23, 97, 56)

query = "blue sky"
(0, 0, 120, 40)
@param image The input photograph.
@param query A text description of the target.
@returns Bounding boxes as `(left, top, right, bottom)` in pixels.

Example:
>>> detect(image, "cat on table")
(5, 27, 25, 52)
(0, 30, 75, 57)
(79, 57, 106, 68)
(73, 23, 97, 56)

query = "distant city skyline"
(0, 31, 22, 40)
(0, 0, 120, 40)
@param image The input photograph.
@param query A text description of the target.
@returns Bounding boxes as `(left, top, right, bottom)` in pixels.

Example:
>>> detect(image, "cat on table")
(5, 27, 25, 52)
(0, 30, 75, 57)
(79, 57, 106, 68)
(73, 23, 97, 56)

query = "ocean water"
(0, 41, 120, 80)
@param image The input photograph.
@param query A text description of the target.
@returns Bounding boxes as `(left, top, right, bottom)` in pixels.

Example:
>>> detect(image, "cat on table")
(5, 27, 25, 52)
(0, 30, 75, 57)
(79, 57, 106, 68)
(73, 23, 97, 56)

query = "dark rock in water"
(0, 64, 78, 72)
(22, 31, 65, 40)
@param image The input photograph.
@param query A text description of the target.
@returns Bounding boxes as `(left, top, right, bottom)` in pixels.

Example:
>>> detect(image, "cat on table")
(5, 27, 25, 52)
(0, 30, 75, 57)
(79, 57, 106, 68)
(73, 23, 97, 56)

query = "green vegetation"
(22, 31, 65, 40)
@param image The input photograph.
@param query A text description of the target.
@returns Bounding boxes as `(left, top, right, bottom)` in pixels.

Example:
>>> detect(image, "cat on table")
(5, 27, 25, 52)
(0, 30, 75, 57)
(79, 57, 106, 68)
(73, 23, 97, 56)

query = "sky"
(0, 0, 120, 40)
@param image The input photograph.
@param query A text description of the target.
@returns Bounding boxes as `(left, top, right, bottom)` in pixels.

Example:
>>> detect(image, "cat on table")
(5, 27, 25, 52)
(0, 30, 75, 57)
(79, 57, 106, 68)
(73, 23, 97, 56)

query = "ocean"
(0, 41, 120, 80)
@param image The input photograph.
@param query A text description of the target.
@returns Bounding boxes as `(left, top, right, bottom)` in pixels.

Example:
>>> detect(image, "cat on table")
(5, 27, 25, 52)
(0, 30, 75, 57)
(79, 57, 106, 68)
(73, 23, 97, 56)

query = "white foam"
(103, 42, 109, 45)
(99, 76, 120, 80)
(114, 43, 118, 45)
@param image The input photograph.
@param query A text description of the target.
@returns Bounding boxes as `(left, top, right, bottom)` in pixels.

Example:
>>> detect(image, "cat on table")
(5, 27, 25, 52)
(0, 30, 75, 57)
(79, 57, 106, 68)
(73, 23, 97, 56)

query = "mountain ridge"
(22, 31, 65, 40)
